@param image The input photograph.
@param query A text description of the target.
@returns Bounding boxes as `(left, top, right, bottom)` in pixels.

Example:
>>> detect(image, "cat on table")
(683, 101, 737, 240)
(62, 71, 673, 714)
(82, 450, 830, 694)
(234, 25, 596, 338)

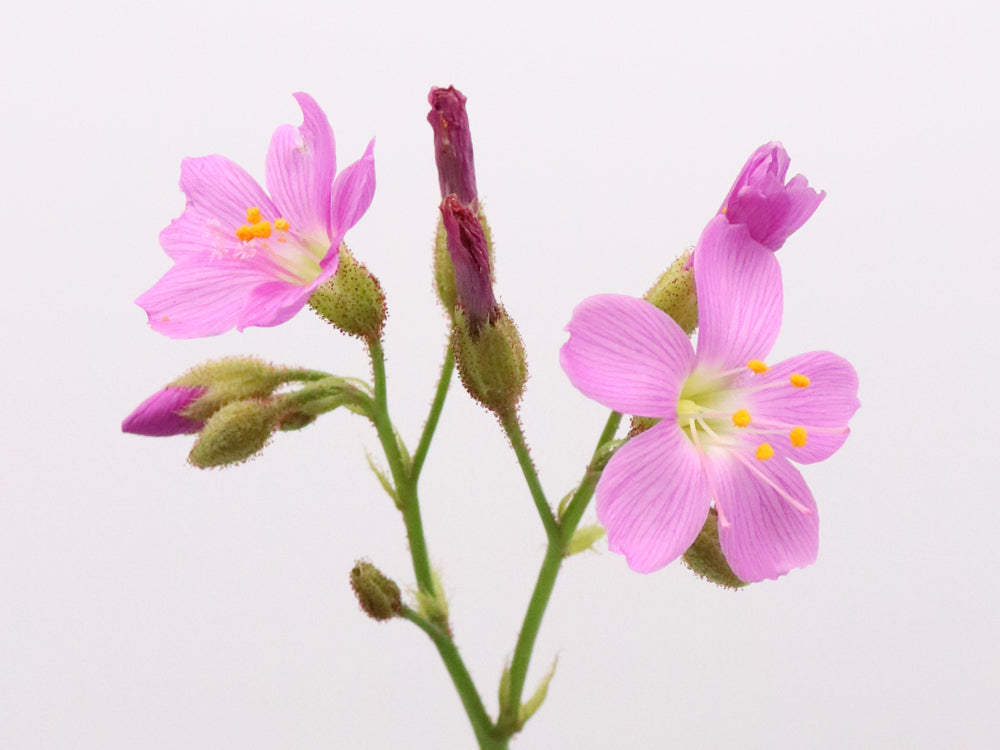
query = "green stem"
(368, 339, 434, 593)
(498, 411, 622, 736)
(499, 410, 559, 543)
(411, 344, 455, 481)
(402, 607, 507, 750)
(369, 338, 497, 748)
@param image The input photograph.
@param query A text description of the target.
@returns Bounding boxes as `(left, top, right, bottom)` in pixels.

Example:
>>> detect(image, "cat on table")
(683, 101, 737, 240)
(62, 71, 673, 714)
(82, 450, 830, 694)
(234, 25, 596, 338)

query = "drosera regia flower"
(560, 215, 859, 582)
(719, 142, 825, 251)
(136, 93, 376, 338)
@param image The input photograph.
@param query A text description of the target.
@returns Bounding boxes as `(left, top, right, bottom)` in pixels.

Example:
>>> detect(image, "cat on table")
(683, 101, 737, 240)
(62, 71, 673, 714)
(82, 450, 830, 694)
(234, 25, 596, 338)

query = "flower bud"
(350, 560, 403, 622)
(122, 386, 208, 436)
(642, 248, 698, 336)
(123, 357, 292, 436)
(308, 245, 387, 341)
(170, 357, 290, 422)
(452, 308, 527, 415)
(719, 142, 825, 250)
(440, 195, 498, 333)
(682, 509, 748, 589)
(427, 86, 478, 206)
(188, 400, 275, 468)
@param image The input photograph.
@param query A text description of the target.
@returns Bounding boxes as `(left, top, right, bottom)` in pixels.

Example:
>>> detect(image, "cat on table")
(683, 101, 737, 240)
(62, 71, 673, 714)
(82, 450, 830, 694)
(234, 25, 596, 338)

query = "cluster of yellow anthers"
(735, 360, 810, 461)
(235, 207, 290, 242)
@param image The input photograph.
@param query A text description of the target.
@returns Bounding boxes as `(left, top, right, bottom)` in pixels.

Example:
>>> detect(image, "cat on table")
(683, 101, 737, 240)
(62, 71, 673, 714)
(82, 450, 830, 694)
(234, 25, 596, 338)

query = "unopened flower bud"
(427, 86, 478, 206)
(122, 386, 208, 436)
(440, 195, 498, 334)
(350, 560, 403, 622)
(170, 357, 289, 422)
(308, 245, 386, 341)
(123, 357, 292, 436)
(188, 400, 275, 468)
(453, 309, 527, 415)
(719, 142, 825, 251)
(643, 249, 698, 336)
(682, 509, 748, 589)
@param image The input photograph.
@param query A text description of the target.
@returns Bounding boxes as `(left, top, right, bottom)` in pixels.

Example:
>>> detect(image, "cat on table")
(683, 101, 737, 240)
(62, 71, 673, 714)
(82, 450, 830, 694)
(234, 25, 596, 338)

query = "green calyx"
(172, 357, 289, 422)
(452, 308, 527, 415)
(643, 248, 698, 335)
(309, 245, 387, 341)
(350, 560, 403, 622)
(188, 399, 276, 468)
(682, 509, 748, 589)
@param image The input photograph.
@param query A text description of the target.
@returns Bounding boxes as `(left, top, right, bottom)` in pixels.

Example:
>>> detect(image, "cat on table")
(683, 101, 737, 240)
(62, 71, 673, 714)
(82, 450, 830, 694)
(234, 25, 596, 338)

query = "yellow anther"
(790, 373, 811, 388)
(274, 217, 290, 231)
(747, 359, 768, 373)
(732, 409, 751, 427)
(755, 443, 775, 460)
(790, 427, 807, 447)
(235, 220, 273, 242)
(246, 206, 262, 223)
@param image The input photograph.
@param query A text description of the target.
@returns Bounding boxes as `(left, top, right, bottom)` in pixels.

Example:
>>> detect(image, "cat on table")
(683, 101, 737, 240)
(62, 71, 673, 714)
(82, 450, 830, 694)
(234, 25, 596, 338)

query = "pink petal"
(329, 138, 376, 240)
(265, 92, 337, 242)
(160, 156, 277, 260)
(746, 351, 860, 464)
(122, 386, 207, 436)
(711, 452, 818, 582)
(596, 423, 711, 573)
(135, 255, 278, 338)
(240, 256, 338, 331)
(560, 294, 695, 417)
(693, 215, 783, 369)
(719, 142, 790, 215)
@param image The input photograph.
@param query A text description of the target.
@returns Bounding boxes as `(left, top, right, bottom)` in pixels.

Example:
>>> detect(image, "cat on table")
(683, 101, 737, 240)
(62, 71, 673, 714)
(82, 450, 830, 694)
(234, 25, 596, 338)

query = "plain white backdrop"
(2, 0, 997, 747)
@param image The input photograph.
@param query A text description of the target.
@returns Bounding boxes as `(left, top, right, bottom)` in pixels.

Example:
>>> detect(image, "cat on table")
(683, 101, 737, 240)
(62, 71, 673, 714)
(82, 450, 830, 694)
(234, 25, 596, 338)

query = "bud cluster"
(123, 357, 373, 468)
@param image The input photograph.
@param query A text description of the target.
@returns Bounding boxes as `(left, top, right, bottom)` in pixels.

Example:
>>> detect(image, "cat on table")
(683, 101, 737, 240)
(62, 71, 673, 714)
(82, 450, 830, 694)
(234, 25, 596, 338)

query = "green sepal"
(365, 450, 401, 509)
(564, 524, 606, 557)
(682, 508, 749, 589)
(518, 658, 558, 728)
(643, 247, 698, 336)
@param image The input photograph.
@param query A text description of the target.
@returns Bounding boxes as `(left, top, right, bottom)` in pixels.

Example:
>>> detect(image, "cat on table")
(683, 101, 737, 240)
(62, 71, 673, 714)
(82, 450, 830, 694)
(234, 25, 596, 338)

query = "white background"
(2, 0, 997, 747)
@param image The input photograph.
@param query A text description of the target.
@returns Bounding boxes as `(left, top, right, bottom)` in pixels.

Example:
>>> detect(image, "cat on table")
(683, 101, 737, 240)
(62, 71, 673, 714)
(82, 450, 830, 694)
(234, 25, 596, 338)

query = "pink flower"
(719, 142, 825, 251)
(121, 386, 207, 436)
(560, 215, 859, 582)
(137, 93, 375, 338)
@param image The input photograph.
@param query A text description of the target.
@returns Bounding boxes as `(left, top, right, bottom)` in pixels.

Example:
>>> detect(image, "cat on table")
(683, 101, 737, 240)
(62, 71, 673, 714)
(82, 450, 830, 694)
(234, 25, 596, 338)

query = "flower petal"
(597, 423, 711, 573)
(240, 247, 339, 331)
(159, 156, 277, 260)
(560, 294, 695, 417)
(135, 256, 277, 338)
(719, 142, 790, 216)
(746, 351, 859, 464)
(265, 92, 337, 243)
(122, 386, 207, 436)
(693, 215, 783, 369)
(711, 452, 818, 582)
(329, 138, 376, 240)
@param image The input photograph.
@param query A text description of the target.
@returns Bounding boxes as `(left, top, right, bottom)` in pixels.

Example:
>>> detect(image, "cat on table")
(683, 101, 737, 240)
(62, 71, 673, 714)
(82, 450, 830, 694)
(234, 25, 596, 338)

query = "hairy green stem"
(402, 607, 507, 750)
(369, 339, 496, 748)
(498, 410, 622, 736)
(411, 344, 455, 481)
(499, 410, 559, 543)
(368, 339, 434, 593)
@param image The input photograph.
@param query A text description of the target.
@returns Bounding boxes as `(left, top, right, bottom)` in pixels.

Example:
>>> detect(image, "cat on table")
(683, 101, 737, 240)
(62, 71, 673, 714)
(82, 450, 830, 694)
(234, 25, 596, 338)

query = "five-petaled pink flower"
(719, 142, 825, 251)
(137, 93, 375, 338)
(561, 215, 859, 582)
